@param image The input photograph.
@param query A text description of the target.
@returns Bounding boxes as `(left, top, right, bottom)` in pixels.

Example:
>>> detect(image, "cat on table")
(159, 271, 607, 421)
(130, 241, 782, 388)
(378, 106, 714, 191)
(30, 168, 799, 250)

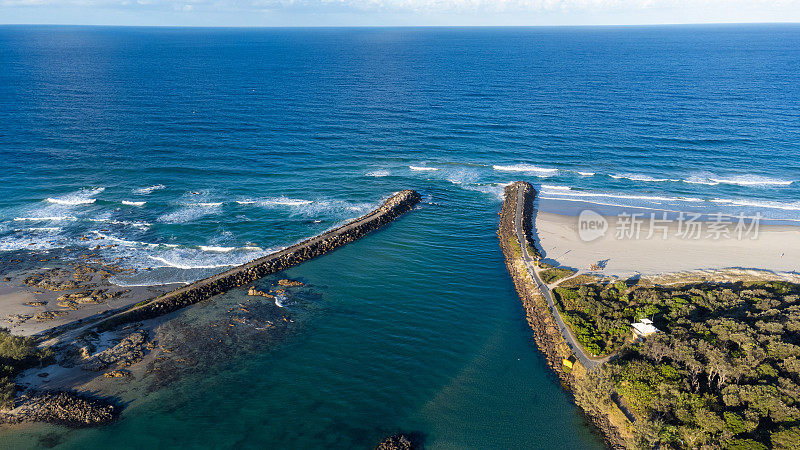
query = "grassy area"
(540, 267, 577, 284)
(565, 280, 800, 449)
(0, 329, 52, 409)
(507, 236, 522, 258)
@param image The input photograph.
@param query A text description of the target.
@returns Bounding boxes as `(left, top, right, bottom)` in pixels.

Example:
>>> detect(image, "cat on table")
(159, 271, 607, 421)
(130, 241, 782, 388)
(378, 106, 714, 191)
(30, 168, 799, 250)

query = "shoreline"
(535, 209, 800, 280)
(501, 181, 800, 449)
(0, 189, 421, 431)
(497, 181, 628, 448)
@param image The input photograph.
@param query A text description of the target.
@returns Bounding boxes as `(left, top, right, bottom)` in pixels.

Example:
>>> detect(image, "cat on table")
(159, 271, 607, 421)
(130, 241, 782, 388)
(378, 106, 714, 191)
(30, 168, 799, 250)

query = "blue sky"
(2, 0, 800, 26)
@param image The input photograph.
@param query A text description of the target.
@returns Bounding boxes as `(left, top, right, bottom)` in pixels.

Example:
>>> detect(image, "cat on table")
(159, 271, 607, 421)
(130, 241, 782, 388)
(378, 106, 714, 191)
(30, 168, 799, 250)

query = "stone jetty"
(96, 190, 421, 330)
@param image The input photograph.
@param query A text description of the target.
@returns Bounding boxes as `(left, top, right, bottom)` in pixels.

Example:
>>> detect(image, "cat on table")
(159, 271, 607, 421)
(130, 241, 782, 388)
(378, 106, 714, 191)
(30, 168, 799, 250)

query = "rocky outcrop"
(96, 190, 421, 330)
(247, 286, 274, 298)
(83, 330, 148, 371)
(1, 391, 119, 428)
(375, 433, 416, 450)
(23, 270, 83, 291)
(57, 289, 121, 310)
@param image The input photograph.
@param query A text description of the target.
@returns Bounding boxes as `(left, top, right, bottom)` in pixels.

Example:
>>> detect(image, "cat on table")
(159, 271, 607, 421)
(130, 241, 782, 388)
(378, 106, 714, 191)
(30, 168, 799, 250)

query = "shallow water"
(1, 24, 799, 448)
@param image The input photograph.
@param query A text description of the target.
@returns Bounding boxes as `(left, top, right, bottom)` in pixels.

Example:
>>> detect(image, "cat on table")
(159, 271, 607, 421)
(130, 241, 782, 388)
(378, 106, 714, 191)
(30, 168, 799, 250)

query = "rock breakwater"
(497, 181, 624, 449)
(96, 190, 421, 330)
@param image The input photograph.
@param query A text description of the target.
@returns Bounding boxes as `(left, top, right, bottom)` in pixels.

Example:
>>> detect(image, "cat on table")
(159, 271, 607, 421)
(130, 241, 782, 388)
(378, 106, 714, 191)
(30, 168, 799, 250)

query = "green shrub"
(0, 328, 52, 409)
(540, 267, 577, 284)
(566, 280, 800, 449)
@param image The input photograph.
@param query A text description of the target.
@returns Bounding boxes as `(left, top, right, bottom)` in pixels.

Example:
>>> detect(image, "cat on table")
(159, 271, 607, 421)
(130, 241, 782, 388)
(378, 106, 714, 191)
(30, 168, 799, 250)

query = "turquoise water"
(1, 25, 799, 448)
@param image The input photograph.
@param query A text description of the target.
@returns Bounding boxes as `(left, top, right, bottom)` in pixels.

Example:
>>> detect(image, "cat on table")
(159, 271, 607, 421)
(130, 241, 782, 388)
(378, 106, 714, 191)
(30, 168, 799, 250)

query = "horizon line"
(2, 21, 800, 29)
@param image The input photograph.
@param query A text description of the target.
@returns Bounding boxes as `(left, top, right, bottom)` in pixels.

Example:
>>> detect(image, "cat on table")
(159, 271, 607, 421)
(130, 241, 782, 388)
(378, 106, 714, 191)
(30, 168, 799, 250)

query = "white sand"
(536, 211, 800, 279)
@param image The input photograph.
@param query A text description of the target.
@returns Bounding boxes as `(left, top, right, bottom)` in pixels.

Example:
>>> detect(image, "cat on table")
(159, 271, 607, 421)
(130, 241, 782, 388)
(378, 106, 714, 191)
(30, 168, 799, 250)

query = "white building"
(631, 318, 659, 338)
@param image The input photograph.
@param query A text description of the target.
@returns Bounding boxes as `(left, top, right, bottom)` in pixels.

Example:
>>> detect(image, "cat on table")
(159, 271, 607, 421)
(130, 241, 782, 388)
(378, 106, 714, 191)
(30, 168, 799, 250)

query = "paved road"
(513, 185, 608, 372)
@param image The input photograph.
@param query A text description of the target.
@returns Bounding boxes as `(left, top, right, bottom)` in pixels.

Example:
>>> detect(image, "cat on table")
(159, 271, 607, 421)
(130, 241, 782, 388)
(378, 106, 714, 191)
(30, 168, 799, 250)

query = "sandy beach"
(0, 258, 178, 337)
(535, 211, 800, 279)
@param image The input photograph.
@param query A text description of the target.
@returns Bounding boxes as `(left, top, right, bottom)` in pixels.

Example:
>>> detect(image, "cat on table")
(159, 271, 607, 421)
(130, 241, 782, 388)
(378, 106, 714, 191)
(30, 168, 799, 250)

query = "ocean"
(0, 24, 798, 448)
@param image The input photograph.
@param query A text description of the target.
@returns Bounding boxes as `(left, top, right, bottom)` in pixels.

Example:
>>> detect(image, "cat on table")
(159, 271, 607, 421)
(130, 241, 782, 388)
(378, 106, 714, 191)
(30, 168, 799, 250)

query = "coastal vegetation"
(539, 267, 576, 284)
(564, 280, 800, 449)
(0, 329, 52, 408)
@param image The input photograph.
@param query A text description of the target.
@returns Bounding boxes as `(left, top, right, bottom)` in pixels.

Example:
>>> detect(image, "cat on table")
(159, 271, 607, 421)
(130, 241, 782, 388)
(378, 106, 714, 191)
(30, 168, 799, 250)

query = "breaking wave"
(702, 174, 793, 187)
(134, 184, 166, 195)
(610, 174, 676, 183)
(710, 198, 800, 211)
(45, 187, 105, 205)
(493, 164, 558, 176)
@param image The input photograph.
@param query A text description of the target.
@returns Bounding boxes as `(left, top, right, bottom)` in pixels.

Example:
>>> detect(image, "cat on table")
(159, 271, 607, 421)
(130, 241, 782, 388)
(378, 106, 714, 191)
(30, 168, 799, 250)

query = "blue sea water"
(0, 25, 799, 448)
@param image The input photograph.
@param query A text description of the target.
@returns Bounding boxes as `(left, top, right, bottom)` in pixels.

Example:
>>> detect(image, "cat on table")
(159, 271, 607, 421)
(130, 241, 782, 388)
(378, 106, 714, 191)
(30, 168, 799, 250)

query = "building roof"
(631, 320, 659, 337)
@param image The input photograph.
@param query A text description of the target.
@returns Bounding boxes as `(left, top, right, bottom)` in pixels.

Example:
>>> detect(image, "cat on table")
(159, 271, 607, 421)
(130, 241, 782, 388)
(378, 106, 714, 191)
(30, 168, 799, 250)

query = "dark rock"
(33, 311, 67, 322)
(83, 330, 148, 371)
(24, 301, 47, 307)
(104, 369, 131, 379)
(247, 286, 274, 298)
(376, 433, 416, 450)
(1, 391, 119, 428)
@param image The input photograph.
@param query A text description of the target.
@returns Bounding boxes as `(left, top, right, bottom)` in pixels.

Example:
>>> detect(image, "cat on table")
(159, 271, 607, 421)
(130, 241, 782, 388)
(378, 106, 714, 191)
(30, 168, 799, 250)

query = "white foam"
(711, 198, 800, 211)
(21, 227, 61, 232)
(610, 174, 675, 183)
(122, 201, 146, 206)
(0, 226, 64, 251)
(144, 244, 270, 271)
(13, 216, 77, 222)
(409, 165, 439, 171)
(90, 232, 180, 249)
(298, 200, 373, 217)
(45, 187, 105, 205)
(541, 185, 571, 191)
(85, 218, 151, 230)
(710, 175, 793, 187)
(146, 256, 235, 270)
(0, 236, 59, 251)
(684, 173, 793, 187)
(365, 169, 390, 177)
(236, 200, 256, 205)
(683, 176, 720, 186)
(445, 168, 480, 185)
(258, 197, 314, 207)
(577, 171, 595, 176)
(46, 198, 96, 205)
(244, 196, 374, 218)
(158, 202, 222, 224)
(134, 184, 166, 195)
(198, 245, 237, 252)
(493, 164, 558, 176)
(540, 189, 703, 203)
(469, 184, 508, 200)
